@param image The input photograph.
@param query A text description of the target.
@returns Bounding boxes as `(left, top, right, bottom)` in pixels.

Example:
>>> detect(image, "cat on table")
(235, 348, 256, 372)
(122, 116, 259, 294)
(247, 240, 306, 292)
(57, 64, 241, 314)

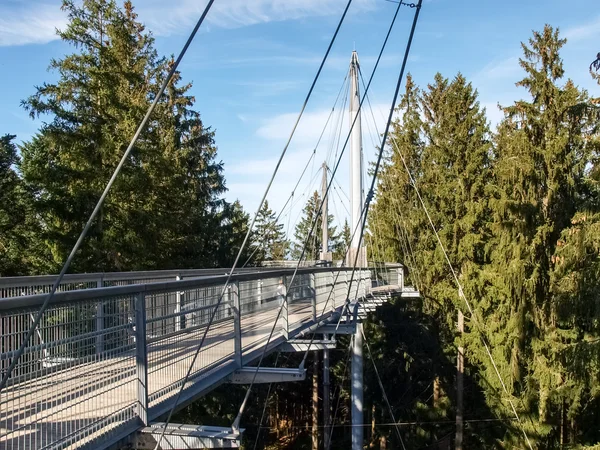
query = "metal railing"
(0, 267, 374, 450)
(0, 268, 277, 300)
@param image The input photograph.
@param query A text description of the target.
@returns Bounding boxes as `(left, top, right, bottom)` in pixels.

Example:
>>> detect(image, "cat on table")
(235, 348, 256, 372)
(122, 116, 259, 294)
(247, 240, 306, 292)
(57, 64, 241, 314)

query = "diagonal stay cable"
(361, 327, 406, 450)
(252, 352, 284, 450)
(297, 0, 420, 368)
(154, 1, 355, 446)
(326, 340, 353, 450)
(0, 0, 217, 393)
(242, 70, 349, 268)
(291, 0, 407, 364)
(343, 0, 422, 313)
(231, 0, 417, 432)
(390, 135, 535, 450)
(358, 79, 424, 290)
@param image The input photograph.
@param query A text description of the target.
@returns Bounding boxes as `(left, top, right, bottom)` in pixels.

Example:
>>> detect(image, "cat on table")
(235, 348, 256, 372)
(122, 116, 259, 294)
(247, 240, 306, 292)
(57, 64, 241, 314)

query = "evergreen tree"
(0, 134, 40, 275)
(370, 74, 425, 281)
(333, 219, 351, 260)
(254, 200, 288, 262)
(484, 25, 596, 445)
(213, 200, 256, 267)
(292, 191, 339, 260)
(20, 0, 226, 272)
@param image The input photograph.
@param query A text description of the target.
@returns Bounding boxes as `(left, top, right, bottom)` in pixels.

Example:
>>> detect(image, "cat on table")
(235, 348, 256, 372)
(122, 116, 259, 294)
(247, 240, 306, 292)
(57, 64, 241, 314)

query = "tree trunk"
(313, 351, 319, 450)
(456, 310, 464, 450)
(380, 435, 387, 450)
(433, 376, 441, 408)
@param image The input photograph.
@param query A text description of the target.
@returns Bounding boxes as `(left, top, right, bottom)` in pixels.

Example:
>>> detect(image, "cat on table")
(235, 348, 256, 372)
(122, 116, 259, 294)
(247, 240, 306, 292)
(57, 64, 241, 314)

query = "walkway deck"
(0, 267, 385, 450)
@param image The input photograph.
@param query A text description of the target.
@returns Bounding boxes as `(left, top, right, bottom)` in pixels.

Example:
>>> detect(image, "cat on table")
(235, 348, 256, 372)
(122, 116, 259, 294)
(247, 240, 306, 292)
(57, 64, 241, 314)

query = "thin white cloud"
(0, 2, 66, 47)
(0, 0, 377, 47)
(476, 56, 520, 81)
(256, 102, 390, 148)
(564, 16, 600, 43)
(138, 0, 376, 37)
(481, 101, 505, 130)
(225, 102, 390, 223)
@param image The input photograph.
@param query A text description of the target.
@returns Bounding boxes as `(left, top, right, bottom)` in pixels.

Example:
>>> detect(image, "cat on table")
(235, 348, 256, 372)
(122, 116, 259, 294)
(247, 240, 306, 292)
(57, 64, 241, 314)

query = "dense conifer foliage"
(370, 25, 600, 448)
(0, 0, 251, 274)
(2, 2, 600, 447)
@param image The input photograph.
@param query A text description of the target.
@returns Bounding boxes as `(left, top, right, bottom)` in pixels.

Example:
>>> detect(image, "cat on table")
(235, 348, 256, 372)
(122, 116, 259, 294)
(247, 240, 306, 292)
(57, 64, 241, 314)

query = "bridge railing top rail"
(0, 266, 362, 310)
(0, 267, 277, 288)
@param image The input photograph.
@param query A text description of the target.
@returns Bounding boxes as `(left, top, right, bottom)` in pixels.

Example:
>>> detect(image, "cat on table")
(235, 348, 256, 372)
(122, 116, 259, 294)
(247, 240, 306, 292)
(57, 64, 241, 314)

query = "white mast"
(349, 50, 364, 255)
(349, 50, 364, 450)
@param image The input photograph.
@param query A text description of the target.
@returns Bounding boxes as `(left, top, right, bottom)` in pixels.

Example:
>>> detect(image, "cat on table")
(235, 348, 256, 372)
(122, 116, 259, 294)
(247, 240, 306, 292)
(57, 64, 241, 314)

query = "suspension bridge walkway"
(0, 265, 416, 449)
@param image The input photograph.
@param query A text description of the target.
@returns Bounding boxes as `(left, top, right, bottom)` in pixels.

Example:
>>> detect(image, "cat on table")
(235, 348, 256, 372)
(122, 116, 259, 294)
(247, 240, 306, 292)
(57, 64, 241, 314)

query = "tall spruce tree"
(20, 0, 226, 272)
(292, 191, 339, 260)
(254, 200, 288, 262)
(0, 134, 40, 275)
(484, 25, 594, 446)
(370, 74, 425, 283)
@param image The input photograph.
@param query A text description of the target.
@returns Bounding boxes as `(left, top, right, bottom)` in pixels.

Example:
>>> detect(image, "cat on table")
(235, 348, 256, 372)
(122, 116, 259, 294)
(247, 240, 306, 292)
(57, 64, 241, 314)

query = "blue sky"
(1, 0, 599, 235)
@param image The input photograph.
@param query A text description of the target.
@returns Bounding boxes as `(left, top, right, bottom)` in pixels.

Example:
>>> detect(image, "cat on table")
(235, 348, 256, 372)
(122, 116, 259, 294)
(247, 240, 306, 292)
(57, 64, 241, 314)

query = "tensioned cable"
(241, 69, 350, 268)
(390, 136, 535, 450)
(231, 0, 406, 429)
(154, 1, 355, 446)
(297, 0, 421, 368)
(343, 0, 422, 314)
(252, 352, 283, 450)
(326, 340, 353, 450)
(359, 98, 388, 279)
(241, 150, 315, 267)
(261, 416, 520, 430)
(283, 0, 410, 366)
(0, 0, 218, 393)
(287, 0, 414, 371)
(358, 79, 423, 288)
(362, 327, 406, 450)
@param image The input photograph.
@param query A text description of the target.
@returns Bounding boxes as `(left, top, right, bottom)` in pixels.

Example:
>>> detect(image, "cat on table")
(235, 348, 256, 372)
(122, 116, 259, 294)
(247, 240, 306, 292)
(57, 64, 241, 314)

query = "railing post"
(282, 276, 289, 339)
(398, 267, 404, 291)
(258, 279, 263, 307)
(330, 271, 335, 309)
(175, 275, 184, 332)
(135, 292, 149, 426)
(311, 273, 317, 321)
(96, 278, 104, 354)
(231, 281, 242, 368)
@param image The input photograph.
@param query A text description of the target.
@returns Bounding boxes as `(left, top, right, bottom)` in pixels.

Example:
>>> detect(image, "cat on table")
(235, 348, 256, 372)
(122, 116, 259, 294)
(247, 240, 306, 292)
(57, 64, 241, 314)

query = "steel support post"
(282, 276, 289, 339)
(232, 282, 242, 368)
(175, 275, 184, 332)
(135, 292, 149, 425)
(311, 273, 317, 321)
(351, 322, 364, 450)
(456, 310, 464, 450)
(96, 278, 104, 354)
(323, 333, 331, 450)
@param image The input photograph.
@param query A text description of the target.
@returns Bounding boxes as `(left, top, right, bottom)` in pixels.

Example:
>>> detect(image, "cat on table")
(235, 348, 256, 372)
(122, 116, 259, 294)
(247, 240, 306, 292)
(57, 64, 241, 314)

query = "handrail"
(0, 267, 270, 288)
(0, 266, 378, 450)
(0, 266, 361, 310)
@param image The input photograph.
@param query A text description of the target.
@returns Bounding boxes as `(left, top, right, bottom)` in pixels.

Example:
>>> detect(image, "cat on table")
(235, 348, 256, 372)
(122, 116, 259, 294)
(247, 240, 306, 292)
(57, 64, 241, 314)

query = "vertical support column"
(282, 276, 289, 339)
(351, 322, 364, 450)
(323, 333, 331, 450)
(311, 273, 317, 321)
(175, 275, 184, 332)
(96, 278, 104, 354)
(320, 161, 332, 264)
(232, 281, 242, 368)
(135, 292, 149, 425)
(258, 280, 263, 307)
(312, 351, 319, 450)
(456, 310, 464, 450)
(399, 267, 404, 291)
